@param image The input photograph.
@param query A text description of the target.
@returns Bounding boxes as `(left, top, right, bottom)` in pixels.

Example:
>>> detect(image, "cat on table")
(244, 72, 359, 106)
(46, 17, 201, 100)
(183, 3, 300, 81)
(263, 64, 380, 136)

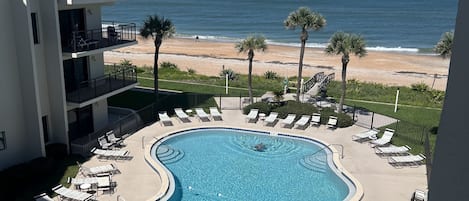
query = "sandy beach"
(104, 37, 450, 91)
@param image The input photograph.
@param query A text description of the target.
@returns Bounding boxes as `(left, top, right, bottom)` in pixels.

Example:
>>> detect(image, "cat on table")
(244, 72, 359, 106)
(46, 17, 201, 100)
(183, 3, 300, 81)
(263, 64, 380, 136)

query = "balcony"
(62, 22, 137, 58)
(66, 66, 138, 107)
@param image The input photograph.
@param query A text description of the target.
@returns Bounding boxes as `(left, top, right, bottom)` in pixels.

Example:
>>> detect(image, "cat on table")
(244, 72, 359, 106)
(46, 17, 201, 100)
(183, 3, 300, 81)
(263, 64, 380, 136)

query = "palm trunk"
(154, 38, 161, 119)
(248, 51, 254, 104)
(296, 39, 306, 102)
(339, 55, 349, 113)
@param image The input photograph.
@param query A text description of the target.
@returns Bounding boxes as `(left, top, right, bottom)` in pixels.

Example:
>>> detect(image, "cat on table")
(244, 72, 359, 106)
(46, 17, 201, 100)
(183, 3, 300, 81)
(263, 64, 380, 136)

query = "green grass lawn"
(0, 155, 85, 200)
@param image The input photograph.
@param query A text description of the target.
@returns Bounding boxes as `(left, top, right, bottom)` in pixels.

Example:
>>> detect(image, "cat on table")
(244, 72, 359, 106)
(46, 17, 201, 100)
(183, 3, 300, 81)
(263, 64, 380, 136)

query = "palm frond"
(235, 35, 267, 53)
(284, 7, 326, 31)
(139, 14, 175, 40)
(434, 31, 453, 58)
(325, 32, 366, 57)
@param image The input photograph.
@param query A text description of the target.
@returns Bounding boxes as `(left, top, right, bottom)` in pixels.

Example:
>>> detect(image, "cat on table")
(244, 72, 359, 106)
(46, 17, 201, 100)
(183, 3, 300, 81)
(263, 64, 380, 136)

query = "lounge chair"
(106, 130, 123, 145)
(411, 189, 427, 201)
(295, 115, 311, 129)
(327, 116, 338, 129)
(352, 129, 379, 142)
(195, 108, 210, 121)
(70, 174, 114, 194)
(264, 112, 278, 126)
(77, 161, 119, 176)
(174, 108, 190, 122)
(52, 185, 94, 201)
(370, 128, 395, 147)
(388, 153, 426, 168)
(209, 107, 223, 121)
(158, 111, 173, 126)
(98, 136, 113, 150)
(91, 147, 132, 160)
(246, 109, 259, 123)
(33, 193, 54, 201)
(375, 145, 411, 156)
(282, 114, 296, 128)
(310, 113, 321, 126)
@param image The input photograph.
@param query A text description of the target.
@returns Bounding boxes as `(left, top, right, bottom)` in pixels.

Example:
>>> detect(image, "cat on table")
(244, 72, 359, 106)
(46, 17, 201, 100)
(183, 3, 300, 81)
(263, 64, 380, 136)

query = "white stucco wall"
(0, 0, 45, 170)
(92, 99, 109, 131)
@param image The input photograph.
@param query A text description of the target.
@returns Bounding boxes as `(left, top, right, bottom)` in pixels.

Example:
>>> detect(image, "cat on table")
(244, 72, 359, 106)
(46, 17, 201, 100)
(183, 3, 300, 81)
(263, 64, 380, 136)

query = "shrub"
(160, 61, 179, 70)
(430, 90, 445, 103)
(187, 68, 196, 74)
(411, 82, 429, 92)
(135, 68, 145, 74)
(272, 101, 318, 119)
(120, 59, 133, 67)
(243, 102, 272, 115)
(220, 69, 239, 80)
(319, 108, 354, 128)
(264, 71, 279, 80)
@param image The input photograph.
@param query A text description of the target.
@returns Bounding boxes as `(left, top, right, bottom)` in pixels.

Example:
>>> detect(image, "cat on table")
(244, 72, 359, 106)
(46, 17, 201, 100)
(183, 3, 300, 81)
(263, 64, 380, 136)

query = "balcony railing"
(66, 66, 137, 103)
(64, 21, 137, 53)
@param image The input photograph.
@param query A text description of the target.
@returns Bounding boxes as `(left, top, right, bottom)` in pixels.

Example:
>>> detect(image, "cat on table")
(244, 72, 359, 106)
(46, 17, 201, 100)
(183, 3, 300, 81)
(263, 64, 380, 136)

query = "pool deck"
(81, 110, 427, 201)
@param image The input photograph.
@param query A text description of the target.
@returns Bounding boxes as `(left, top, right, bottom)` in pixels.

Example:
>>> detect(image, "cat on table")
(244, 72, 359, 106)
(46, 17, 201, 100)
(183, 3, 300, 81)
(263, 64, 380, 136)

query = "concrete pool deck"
(81, 110, 427, 201)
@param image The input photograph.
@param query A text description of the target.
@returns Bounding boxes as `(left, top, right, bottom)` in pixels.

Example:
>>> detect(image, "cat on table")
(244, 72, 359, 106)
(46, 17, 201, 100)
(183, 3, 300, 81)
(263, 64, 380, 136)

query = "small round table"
(80, 183, 91, 192)
(259, 113, 266, 121)
(185, 109, 193, 116)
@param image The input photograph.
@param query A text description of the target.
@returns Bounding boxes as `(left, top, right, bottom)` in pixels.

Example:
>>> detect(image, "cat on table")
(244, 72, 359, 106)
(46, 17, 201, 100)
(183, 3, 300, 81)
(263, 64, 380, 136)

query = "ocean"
(103, 0, 458, 53)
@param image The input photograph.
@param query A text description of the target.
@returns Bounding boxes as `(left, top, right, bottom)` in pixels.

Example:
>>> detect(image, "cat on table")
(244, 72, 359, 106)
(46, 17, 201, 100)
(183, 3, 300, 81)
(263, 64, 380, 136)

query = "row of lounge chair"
(98, 131, 123, 150)
(35, 184, 95, 201)
(246, 109, 338, 129)
(352, 128, 426, 168)
(159, 107, 223, 126)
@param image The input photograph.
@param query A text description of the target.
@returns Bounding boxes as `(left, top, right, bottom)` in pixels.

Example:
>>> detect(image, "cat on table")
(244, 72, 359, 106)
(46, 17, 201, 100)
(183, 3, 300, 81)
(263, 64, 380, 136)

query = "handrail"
(308, 143, 344, 159)
(68, 21, 136, 52)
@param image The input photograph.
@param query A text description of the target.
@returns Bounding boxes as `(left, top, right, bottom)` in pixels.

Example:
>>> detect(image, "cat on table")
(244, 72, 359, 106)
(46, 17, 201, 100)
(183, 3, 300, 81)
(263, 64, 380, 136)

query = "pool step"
(299, 154, 328, 173)
(157, 145, 185, 164)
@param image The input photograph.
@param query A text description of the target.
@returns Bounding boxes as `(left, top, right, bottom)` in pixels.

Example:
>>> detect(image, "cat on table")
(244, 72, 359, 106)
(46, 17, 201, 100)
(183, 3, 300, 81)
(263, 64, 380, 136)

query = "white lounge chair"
(264, 112, 278, 126)
(388, 153, 426, 168)
(310, 113, 321, 126)
(295, 115, 311, 129)
(375, 145, 411, 156)
(174, 108, 190, 122)
(352, 129, 379, 142)
(70, 174, 113, 194)
(106, 130, 122, 145)
(195, 108, 210, 121)
(52, 185, 94, 201)
(246, 109, 259, 123)
(98, 136, 113, 150)
(411, 189, 428, 201)
(370, 128, 395, 147)
(34, 193, 54, 201)
(210, 107, 223, 121)
(77, 161, 119, 176)
(327, 116, 338, 129)
(91, 147, 132, 160)
(158, 111, 173, 126)
(282, 114, 296, 128)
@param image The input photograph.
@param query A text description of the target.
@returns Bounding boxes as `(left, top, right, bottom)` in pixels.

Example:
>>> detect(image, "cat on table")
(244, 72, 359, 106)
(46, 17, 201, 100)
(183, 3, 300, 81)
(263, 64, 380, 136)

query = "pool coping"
(143, 125, 364, 201)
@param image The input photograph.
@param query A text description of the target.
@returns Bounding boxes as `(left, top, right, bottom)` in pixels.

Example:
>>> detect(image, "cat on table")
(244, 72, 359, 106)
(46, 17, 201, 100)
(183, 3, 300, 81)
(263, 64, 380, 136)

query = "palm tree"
(434, 31, 453, 58)
(235, 35, 267, 104)
(140, 15, 175, 105)
(284, 7, 326, 101)
(325, 32, 367, 113)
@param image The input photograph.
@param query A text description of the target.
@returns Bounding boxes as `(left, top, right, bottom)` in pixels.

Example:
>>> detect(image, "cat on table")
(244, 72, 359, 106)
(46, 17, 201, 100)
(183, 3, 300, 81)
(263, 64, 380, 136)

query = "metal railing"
(66, 21, 136, 52)
(66, 66, 137, 103)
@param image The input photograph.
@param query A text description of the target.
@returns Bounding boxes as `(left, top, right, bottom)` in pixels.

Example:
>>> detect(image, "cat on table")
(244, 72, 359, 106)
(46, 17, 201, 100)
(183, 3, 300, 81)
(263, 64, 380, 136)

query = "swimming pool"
(151, 128, 357, 201)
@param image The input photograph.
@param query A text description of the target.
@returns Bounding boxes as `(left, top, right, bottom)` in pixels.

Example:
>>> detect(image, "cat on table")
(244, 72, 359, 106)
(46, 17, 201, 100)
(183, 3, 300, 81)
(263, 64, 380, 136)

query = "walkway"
(81, 110, 427, 201)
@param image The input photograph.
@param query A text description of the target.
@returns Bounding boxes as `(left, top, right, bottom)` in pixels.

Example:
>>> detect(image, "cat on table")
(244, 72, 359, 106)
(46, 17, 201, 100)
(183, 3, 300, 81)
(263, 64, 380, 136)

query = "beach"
(104, 37, 450, 91)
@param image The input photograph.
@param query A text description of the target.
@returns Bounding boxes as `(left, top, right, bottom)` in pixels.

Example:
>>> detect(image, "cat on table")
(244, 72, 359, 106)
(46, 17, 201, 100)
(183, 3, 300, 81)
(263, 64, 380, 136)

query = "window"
(0, 131, 6, 150)
(31, 13, 39, 44)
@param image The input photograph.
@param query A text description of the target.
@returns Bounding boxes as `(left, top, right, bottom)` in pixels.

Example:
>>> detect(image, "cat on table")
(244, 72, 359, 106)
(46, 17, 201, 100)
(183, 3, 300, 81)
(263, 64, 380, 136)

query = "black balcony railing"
(66, 66, 138, 103)
(64, 21, 137, 52)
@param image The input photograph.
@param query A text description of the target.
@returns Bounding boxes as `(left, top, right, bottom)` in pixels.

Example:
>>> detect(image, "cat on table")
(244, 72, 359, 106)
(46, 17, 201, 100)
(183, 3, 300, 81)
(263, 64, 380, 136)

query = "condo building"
(0, 0, 137, 170)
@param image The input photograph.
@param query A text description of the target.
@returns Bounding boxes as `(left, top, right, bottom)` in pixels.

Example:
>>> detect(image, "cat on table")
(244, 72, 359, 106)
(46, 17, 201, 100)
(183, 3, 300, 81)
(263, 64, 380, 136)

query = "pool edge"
(144, 125, 364, 201)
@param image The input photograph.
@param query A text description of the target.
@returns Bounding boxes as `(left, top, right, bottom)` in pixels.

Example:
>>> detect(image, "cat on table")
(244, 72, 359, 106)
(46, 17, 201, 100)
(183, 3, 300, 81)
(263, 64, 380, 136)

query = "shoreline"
(104, 37, 450, 91)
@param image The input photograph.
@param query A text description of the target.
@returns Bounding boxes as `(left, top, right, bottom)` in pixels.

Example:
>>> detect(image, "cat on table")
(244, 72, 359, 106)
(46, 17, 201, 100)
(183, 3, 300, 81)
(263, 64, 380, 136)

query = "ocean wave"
(173, 34, 428, 54)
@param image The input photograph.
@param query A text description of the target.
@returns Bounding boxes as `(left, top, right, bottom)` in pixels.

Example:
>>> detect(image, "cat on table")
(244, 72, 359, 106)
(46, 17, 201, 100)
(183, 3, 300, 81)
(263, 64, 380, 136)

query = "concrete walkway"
(81, 110, 427, 201)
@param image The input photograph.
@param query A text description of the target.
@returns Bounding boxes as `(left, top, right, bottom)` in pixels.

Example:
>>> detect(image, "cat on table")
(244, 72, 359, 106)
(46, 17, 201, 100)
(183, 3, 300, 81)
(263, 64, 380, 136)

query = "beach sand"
(104, 37, 450, 91)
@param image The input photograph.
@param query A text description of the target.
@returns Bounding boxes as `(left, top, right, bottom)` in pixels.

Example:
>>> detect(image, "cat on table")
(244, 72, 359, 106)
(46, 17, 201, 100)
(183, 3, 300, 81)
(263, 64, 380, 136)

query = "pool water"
(152, 128, 354, 201)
